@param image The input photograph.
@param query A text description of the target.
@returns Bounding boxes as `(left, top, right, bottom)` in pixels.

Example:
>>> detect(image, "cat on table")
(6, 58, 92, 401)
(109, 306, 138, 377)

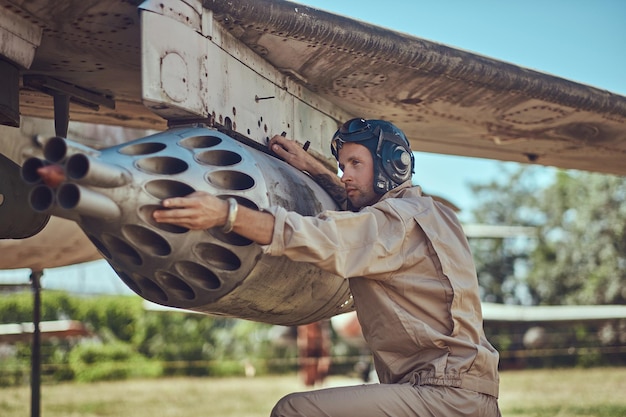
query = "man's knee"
(270, 392, 309, 417)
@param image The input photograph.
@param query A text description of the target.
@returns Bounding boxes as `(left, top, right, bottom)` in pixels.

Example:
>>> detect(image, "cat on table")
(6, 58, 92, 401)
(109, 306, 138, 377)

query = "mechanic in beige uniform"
(154, 118, 502, 416)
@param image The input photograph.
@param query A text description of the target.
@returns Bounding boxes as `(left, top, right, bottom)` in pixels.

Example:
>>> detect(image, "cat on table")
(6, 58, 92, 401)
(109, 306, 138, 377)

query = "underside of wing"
(3, 0, 625, 175)
(205, 0, 626, 175)
(1, 0, 164, 130)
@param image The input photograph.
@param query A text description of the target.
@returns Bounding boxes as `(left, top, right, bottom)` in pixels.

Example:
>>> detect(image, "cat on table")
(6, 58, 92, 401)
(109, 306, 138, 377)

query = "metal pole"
(30, 270, 43, 417)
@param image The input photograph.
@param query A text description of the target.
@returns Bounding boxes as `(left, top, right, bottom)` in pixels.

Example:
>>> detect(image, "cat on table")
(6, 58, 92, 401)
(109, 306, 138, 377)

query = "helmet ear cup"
(381, 142, 413, 184)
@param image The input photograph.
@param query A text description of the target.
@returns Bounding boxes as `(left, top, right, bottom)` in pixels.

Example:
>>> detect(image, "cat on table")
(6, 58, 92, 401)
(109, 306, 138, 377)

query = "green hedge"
(0, 291, 287, 385)
(68, 342, 162, 382)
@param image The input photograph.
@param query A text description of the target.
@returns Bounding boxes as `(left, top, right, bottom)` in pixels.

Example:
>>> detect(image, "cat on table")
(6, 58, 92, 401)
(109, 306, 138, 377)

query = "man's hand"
(270, 134, 347, 209)
(153, 191, 228, 230)
(153, 191, 275, 244)
(268, 134, 316, 173)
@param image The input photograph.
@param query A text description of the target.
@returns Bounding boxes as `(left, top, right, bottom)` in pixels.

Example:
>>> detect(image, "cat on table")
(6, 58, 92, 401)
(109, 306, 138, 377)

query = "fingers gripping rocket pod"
(25, 127, 353, 325)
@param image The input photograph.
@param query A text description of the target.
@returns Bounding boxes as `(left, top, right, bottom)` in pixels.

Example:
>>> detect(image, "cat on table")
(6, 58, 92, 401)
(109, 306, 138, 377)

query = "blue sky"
(295, 1, 625, 95)
(296, 0, 626, 216)
(2, 1, 624, 290)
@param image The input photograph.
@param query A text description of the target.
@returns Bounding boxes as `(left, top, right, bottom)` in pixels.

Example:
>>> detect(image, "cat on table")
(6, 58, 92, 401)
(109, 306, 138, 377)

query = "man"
(153, 118, 501, 416)
(297, 320, 332, 387)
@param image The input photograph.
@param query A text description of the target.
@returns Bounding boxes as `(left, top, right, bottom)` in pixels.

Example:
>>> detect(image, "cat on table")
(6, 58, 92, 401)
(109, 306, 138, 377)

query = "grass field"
(1, 367, 624, 417)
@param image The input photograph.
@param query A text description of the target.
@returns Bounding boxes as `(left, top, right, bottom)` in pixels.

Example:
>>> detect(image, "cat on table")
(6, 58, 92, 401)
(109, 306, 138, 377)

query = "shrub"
(68, 341, 162, 382)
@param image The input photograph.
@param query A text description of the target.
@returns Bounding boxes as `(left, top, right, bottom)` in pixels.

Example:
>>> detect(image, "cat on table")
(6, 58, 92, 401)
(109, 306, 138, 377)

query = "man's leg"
(270, 383, 500, 417)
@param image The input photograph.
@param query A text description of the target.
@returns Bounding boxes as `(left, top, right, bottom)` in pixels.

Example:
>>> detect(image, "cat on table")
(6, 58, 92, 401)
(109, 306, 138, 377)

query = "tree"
(528, 170, 626, 305)
(468, 164, 626, 306)
(468, 164, 545, 304)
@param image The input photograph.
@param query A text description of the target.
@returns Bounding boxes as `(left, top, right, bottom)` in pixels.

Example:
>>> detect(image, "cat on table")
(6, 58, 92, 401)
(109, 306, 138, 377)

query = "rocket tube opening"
(196, 150, 242, 166)
(65, 153, 89, 180)
(56, 182, 80, 210)
(193, 243, 241, 271)
(174, 261, 221, 291)
(154, 270, 196, 301)
(122, 224, 172, 257)
(43, 136, 68, 163)
(29, 185, 55, 212)
(180, 135, 222, 149)
(145, 179, 195, 200)
(119, 142, 166, 156)
(136, 156, 188, 175)
(132, 273, 167, 302)
(21, 157, 46, 184)
(103, 234, 143, 266)
(43, 137, 101, 164)
(206, 170, 255, 190)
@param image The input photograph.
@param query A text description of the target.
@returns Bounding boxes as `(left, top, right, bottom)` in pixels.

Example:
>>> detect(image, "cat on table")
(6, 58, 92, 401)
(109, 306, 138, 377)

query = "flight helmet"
(331, 118, 415, 194)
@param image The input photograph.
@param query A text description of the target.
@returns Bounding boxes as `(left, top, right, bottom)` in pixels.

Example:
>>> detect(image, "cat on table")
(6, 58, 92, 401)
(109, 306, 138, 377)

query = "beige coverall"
(264, 182, 501, 416)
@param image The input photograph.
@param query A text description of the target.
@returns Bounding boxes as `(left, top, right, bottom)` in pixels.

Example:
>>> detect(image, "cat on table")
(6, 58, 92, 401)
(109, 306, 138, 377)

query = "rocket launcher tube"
(21, 157, 48, 184)
(29, 184, 80, 221)
(56, 183, 121, 220)
(29, 184, 55, 212)
(65, 153, 131, 188)
(43, 136, 100, 164)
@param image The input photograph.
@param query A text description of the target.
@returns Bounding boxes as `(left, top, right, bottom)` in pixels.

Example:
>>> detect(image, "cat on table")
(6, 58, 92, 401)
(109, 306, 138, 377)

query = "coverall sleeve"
(261, 204, 408, 280)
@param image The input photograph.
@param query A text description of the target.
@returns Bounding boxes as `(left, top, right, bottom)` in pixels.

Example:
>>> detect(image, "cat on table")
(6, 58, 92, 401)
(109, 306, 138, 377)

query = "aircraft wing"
(0, 320, 90, 343)
(481, 303, 626, 326)
(2, 0, 625, 175)
(333, 304, 626, 347)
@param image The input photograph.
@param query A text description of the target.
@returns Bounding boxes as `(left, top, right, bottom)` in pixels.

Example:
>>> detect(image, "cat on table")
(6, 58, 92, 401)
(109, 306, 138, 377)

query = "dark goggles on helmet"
(331, 118, 410, 159)
(331, 118, 383, 159)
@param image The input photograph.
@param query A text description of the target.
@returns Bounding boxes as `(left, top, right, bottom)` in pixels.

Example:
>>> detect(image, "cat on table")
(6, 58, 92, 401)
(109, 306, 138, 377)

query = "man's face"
(338, 142, 381, 209)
